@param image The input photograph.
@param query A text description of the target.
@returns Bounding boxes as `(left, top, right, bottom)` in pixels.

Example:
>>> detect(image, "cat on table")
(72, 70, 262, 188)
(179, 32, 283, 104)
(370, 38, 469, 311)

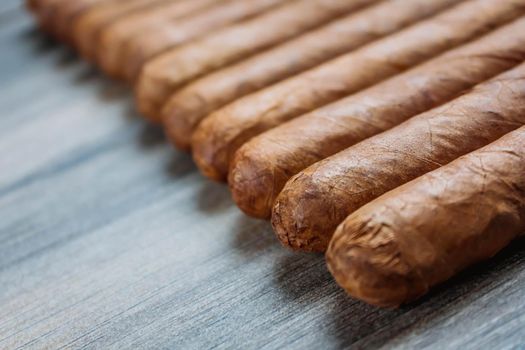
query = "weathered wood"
(0, 7, 523, 350)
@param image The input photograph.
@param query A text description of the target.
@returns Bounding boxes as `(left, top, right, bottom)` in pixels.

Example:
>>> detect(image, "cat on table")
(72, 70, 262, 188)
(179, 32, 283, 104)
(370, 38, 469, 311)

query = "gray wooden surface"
(1, 3, 524, 349)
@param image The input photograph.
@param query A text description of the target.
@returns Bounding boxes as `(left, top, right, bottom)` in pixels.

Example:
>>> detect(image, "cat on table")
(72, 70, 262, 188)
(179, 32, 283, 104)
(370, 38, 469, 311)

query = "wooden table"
(1, 3, 524, 349)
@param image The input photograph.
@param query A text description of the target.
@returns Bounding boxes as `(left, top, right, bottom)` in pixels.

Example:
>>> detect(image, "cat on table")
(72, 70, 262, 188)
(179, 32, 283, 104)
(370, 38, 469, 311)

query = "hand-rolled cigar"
(25, 0, 73, 34)
(26, 0, 55, 13)
(26, 0, 40, 12)
(229, 17, 525, 219)
(272, 62, 525, 252)
(191, 0, 525, 181)
(135, 0, 377, 122)
(327, 126, 525, 307)
(72, 0, 173, 60)
(51, 0, 110, 43)
(29, 0, 110, 42)
(162, 0, 458, 151)
(121, 0, 285, 82)
(97, 0, 223, 79)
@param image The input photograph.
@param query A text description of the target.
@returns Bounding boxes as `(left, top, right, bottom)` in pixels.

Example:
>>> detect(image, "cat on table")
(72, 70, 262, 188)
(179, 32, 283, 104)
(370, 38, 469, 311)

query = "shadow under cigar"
(20, 25, 57, 54)
(272, 251, 330, 303)
(137, 122, 165, 149)
(197, 180, 233, 214)
(53, 44, 78, 68)
(21, 22, 84, 70)
(96, 74, 129, 101)
(328, 236, 525, 348)
(27, 24, 130, 99)
(268, 249, 423, 348)
(229, 214, 277, 259)
(164, 149, 196, 180)
(267, 233, 525, 348)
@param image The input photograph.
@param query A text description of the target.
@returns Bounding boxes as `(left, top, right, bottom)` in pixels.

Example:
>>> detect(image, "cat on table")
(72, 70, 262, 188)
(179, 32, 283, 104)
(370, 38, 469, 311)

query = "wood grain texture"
(0, 5, 524, 349)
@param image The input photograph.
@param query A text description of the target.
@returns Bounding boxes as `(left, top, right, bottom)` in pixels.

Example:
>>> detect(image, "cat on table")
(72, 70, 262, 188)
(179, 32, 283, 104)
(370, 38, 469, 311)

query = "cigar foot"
(272, 173, 334, 252)
(326, 220, 428, 307)
(229, 147, 282, 219)
(162, 98, 202, 152)
(135, 65, 171, 123)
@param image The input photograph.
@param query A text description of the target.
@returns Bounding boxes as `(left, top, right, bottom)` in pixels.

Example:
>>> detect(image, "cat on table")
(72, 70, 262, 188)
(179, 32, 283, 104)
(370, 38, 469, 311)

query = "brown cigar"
(71, 0, 173, 60)
(26, 0, 77, 35)
(272, 62, 525, 252)
(327, 126, 525, 307)
(97, 0, 223, 79)
(122, 0, 286, 82)
(51, 0, 110, 43)
(135, 0, 377, 122)
(191, 0, 525, 181)
(162, 0, 458, 151)
(26, 0, 41, 12)
(26, 0, 55, 14)
(229, 17, 525, 219)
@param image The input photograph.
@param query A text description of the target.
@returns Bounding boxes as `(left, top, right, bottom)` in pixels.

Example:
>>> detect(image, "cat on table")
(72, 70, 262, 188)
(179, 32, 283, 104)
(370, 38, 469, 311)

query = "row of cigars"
(27, 0, 525, 307)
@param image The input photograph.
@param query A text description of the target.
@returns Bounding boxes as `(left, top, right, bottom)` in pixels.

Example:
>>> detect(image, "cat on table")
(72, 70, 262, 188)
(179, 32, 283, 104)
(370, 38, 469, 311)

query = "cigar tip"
(162, 97, 200, 152)
(72, 17, 95, 59)
(134, 71, 164, 123)
(229, 146, 277, 219)
(192, 130, 227, 182)
(271, 174, 332, 252)
(124, 41, 145, 82)
(26, 0, 39, 13)
(97, 33, 119, 78)
(326, 217, 428, 307)
(192, 113, 233, 182)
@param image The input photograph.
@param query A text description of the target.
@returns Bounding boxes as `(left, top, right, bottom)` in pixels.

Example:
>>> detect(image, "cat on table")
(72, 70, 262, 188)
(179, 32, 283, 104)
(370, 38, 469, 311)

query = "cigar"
(26, 0, 40, 12)
(135, 0, 378, 122)
(71, 0, 173, 60)
(97, 0, 224, 79)
(272, 62, 525, 252)
(25, 0, 55, 14)
(327, 126, 525, 307)
(121, 0, 286, 82)
(229, 16, 525, 219)
(25, 0, 73, 34)
(51, 0, 110, 43)
(191, 0, 525, 181)
(162, 0, 458, 151)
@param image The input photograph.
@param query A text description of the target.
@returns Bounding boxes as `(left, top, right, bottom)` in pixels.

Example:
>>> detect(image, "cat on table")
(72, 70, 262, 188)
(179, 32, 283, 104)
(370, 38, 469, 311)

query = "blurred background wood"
(0, 2, 524, 349)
